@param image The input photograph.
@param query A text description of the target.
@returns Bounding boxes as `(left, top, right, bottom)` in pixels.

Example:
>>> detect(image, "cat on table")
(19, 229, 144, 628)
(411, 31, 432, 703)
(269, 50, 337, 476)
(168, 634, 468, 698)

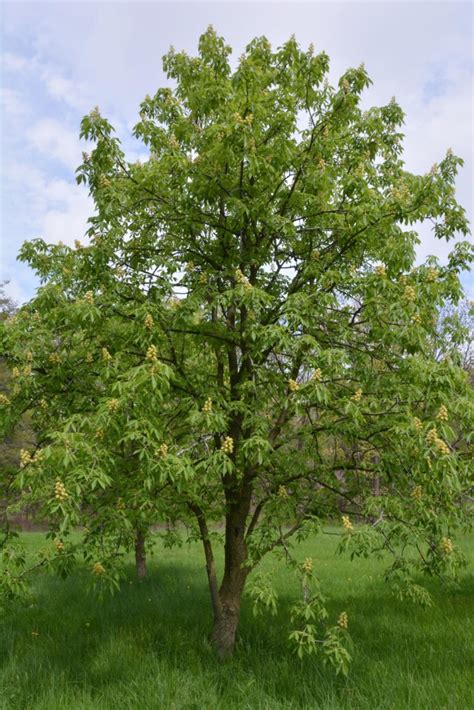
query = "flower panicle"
(202, 397, 213, 413)
(221, 436, 234, 454)
(342, 515, 353, 532)
(337, 611, 349, 629)
(288, 379, 300, 393)
(54, 479, 68, 502)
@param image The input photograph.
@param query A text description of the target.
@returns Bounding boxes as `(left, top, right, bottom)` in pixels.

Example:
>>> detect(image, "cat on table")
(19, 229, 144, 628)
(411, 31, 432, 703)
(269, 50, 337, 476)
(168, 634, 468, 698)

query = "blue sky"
(1, 1, 472, 304)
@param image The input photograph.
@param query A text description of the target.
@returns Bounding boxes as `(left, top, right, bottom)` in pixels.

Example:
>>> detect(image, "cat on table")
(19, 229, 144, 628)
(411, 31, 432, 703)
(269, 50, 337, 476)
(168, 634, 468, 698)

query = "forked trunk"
(210, 500, 250, 658)
(192, 486, 252, 660)
(134, 528, 147, 579)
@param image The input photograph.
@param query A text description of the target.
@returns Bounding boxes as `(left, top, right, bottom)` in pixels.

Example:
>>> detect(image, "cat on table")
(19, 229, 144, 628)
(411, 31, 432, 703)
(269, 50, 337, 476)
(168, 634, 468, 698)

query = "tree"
(2, 29, 472, 667)
(435, 298, 474, 380)
(0, 278, 177, 583)
(0, 284, 35, 537)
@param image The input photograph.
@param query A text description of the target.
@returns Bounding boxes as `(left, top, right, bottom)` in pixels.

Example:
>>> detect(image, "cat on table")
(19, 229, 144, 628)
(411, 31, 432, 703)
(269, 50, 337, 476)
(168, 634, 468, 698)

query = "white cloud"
(40, 69, 91, 113)
(1, 87, 28, 117)
(5, 161, 93, 247)
(1, 51, 30, 73)
(1, 278, 29, 307)
(39, 177, 92, 246)
(29, 118, 84, 172)
(2, 50, 93, 114)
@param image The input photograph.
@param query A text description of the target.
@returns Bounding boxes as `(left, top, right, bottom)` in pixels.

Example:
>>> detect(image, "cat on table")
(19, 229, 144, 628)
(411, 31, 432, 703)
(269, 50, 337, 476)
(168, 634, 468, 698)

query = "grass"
(0, 529, 473, 710)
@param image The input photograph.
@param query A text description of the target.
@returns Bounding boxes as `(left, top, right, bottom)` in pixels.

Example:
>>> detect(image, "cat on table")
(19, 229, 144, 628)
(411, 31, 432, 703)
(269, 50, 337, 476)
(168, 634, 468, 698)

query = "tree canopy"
(1, 28, 472, 669)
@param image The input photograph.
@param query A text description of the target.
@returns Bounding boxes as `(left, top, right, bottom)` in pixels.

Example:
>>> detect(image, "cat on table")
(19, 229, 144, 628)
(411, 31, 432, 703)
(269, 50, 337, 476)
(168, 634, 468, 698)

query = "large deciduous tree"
(1, 29, 472, 667)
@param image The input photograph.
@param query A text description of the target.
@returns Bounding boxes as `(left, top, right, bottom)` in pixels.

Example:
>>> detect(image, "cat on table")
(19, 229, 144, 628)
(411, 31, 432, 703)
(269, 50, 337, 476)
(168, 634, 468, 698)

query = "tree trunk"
(211, 599, 241, 660)
(134, 528, 147, 579)
(191, 483, 252, 660)
(211, 560, 248, 659)
(211, 487, 251, 658)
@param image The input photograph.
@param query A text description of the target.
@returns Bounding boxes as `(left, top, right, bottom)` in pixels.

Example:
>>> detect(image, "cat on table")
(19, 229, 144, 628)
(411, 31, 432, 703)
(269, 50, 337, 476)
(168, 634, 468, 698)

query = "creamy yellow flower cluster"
(233, 112, 253, 126)
(411, 485, 423, 501)
(146, 344, 158, 362)
(156, 443, 168, 457)
(404, 285, 416, 302)
(54, 480, 68, 501)
(277, 485, 289, 499)
(19, 449, 42, 468)
(19, 449, 33, 468)
(93, 562, 105, 576)
(98, 175, 111, 189)
(202, 397, 213, 413)
(435, 439, 450, 455)
(441, 537, 453, 555)
(426, 267, 439, 282)
(54, 538, 65, 552)
(288, 379, 299, 393)
(391, 183, 409, 201)
(235, 269, 252, 289)
(0, 394, 10, 407)
(302, 557, 313, 574)
(351, 388, 362, 402)
(169, 134, 179, 150)
(144, 313, 154, 330)
(221, 436, 234, 454)
(426, 428, 450, 455)
(337, 611, 349, 629)
(341, 78, 350, 94)
(49, 352, 61, 365)
(342, 515, 353, 532)
(107, 399, 120, 413)
(436, 405, 448, 422)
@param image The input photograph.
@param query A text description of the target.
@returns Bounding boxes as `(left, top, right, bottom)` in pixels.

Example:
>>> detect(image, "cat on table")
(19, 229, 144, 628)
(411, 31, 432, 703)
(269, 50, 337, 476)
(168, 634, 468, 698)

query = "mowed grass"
(0, 529, 473, 710)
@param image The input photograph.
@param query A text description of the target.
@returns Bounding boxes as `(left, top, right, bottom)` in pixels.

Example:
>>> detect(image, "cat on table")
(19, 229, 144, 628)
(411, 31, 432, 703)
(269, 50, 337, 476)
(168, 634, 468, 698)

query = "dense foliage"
(1, 29, 472, 669)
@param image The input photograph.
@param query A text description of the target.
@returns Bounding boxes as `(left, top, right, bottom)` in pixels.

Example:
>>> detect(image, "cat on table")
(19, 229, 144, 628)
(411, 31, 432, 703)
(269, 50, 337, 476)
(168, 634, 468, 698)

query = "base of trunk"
(136, 557, 147, 579)
(211, 608, 240, 660)
(135, 530, 147, 579)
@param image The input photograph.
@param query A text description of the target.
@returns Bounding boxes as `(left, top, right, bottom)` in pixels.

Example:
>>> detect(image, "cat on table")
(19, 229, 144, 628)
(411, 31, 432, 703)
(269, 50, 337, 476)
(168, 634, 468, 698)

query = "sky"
(1, 1, 473, 305)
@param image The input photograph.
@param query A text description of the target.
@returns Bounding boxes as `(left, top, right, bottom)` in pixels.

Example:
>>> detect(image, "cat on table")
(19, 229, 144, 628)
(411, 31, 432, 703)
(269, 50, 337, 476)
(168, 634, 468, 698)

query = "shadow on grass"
(1, 555, 473, 708)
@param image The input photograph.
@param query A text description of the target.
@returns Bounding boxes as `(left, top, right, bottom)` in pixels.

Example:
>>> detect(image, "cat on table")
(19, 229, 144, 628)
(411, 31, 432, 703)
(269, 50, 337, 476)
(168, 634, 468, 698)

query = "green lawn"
(0, 529, 472, 709)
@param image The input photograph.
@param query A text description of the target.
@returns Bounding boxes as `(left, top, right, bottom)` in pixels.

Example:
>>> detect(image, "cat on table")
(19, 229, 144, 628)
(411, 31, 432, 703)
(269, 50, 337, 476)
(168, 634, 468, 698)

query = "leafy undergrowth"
(0, 529, 472, 709)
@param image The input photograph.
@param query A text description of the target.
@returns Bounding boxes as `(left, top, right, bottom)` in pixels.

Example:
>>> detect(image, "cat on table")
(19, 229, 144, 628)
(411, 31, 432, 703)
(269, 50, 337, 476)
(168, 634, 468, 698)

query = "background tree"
(2, 30, 472, 669)
(0, 276, 176, 584)
(0, 284, 35, 539)
(435, 298, 474, 380)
